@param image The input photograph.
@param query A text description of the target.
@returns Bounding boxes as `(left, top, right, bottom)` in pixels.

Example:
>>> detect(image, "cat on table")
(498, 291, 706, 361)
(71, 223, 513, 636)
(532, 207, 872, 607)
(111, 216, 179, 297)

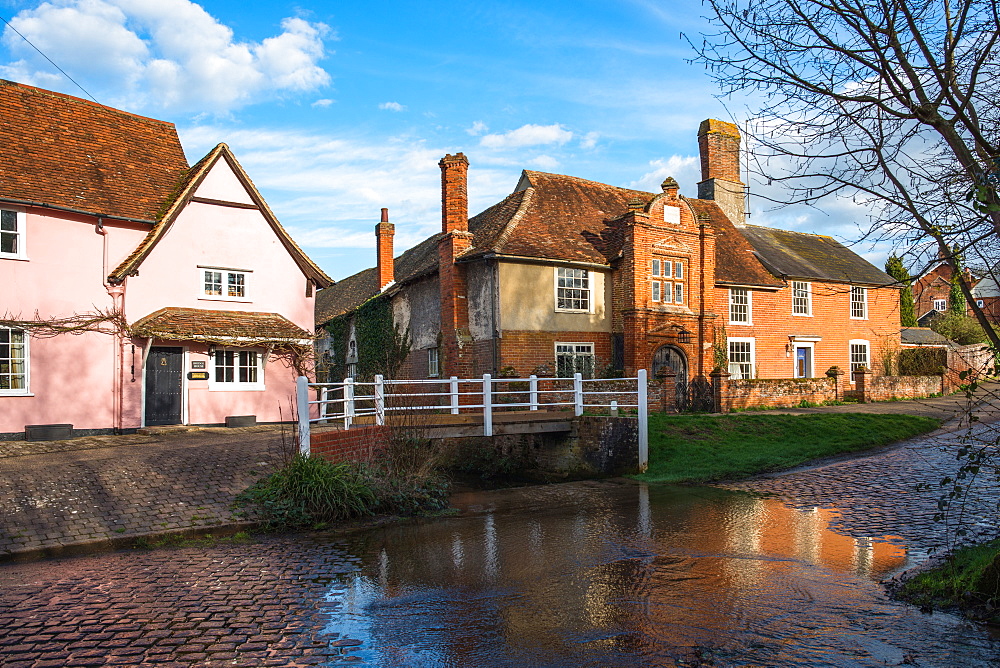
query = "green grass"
(895, 539, 1000, 621)
(632, 413, 940, 484)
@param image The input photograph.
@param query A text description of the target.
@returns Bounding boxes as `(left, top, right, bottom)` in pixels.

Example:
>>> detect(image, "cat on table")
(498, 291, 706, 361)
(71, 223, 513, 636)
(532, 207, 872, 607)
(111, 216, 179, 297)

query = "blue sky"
(0, 0, 886, 280)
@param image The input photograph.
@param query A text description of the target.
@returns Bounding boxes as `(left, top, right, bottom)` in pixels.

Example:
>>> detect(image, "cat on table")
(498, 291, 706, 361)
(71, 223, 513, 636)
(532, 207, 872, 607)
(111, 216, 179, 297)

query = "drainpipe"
(97, 219, 127, 433)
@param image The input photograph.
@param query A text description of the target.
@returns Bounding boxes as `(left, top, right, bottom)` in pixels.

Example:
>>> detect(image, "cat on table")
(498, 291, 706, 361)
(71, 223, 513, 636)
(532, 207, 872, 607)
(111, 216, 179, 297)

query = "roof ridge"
(0, 78, 177, 128)
(523, 169, 654, 196)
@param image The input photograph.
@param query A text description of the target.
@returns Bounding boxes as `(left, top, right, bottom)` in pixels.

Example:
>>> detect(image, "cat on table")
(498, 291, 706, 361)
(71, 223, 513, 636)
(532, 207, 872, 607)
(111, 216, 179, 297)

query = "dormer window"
(200, 267, 251, 302)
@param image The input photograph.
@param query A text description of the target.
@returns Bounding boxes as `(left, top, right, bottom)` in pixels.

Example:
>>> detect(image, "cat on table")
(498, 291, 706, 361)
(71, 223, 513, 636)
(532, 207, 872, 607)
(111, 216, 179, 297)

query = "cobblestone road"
(0, 427, 292, 558)
(0, 537, 367, 667)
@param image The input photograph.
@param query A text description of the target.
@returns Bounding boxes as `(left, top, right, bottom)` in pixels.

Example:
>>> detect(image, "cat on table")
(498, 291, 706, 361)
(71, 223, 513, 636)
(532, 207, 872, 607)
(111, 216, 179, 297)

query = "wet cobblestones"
(0, 537, 367, 667)
(721, 418, 1000, 556)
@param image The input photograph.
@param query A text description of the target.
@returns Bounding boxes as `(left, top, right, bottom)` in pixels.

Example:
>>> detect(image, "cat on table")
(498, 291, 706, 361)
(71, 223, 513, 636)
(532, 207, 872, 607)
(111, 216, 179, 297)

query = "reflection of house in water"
(329, 483, 907, 664)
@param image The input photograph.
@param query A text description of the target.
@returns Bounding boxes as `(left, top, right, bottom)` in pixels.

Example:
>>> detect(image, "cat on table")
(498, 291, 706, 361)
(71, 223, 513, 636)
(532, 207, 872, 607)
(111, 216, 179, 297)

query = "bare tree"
(693, 0, 1000, 348)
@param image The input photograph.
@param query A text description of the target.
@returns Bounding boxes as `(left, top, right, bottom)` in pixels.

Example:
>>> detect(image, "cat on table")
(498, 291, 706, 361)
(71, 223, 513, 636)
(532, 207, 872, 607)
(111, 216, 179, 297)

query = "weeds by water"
(633, 413, 940, 484)
(894, 538, 1000, 623)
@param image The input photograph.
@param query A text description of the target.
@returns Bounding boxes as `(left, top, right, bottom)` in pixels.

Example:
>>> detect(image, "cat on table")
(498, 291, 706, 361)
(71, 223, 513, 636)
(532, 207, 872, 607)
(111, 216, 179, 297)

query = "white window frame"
(0, 207, 27, 260)
(199, 266, 252, 302)
(791, 281, 812, 316)
(428, 347, 440, 378)
(209, 348, 265, 391)
(662, 280, 673, 304)
(651, 280, 661, 302)
(976, 299, 985, 308)
(555, 342, 596, 378)
(849, 339, 870, 373)
(850, 286, 868, 319)
(674, 281, 684, 304)
(728, 337, 756, 379)
(933, 298, 947, 311)
(0, 327, 30, 395)
(729, 288, 752, 325)
(555, 267, 591, 313)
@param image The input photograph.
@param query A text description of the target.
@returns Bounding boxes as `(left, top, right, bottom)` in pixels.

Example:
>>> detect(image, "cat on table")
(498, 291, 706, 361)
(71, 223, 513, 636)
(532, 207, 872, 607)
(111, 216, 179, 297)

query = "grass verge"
(632, 413, 940, 484)
(894, 538, 1000, 623)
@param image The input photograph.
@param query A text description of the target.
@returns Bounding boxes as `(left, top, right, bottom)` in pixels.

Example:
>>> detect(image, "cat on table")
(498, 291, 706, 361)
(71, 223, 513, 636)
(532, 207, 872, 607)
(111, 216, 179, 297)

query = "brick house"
(0, 81, 332, 437)
(316, 119, 900, 406)
(910, 257, 994, 325)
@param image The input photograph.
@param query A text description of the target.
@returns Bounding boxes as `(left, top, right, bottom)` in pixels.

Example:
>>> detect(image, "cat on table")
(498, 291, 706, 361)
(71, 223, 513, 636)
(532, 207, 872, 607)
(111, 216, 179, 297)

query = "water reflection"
(324, 481, 994, 667)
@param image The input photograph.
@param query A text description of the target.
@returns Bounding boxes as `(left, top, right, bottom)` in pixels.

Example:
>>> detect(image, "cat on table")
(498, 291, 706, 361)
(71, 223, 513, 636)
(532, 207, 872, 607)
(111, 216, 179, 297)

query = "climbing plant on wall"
(355, 296, 410, 380)
(325, 296, 412, 381)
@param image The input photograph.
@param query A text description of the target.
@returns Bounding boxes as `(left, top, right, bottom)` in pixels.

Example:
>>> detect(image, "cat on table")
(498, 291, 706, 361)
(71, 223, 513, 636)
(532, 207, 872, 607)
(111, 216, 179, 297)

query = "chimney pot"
(697, 119, 745, 225)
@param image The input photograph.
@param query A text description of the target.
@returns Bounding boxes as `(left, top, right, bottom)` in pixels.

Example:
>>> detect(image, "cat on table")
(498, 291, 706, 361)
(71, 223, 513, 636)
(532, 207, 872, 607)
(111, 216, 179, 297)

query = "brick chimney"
(697, 119, 745, 225)
(376, 207, 394, 291)
(440, 153, 469, 233)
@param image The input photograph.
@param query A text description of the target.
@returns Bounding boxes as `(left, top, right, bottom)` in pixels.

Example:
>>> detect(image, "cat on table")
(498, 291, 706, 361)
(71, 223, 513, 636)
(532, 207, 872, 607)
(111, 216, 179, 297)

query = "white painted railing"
(296, 370, 648, 471)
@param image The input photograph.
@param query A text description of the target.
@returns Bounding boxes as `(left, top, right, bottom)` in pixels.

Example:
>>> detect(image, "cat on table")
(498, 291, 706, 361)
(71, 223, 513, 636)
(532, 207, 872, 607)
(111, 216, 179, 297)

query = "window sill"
(208, 385, 266, 392)
(0, 392, 34, 397)
(199, 296, 253, 304)
(555, 308, 593, 314)
(0, 255, 29, 262)
(791, 312, 813, 317)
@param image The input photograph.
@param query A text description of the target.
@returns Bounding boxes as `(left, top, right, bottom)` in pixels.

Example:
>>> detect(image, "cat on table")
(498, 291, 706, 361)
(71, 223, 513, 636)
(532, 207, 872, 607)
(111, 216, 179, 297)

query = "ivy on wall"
(324, 296, 411, 381)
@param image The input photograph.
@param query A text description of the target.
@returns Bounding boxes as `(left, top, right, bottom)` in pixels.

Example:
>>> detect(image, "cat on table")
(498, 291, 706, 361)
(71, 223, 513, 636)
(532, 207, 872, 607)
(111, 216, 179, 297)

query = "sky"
(0, 0, 891, 281)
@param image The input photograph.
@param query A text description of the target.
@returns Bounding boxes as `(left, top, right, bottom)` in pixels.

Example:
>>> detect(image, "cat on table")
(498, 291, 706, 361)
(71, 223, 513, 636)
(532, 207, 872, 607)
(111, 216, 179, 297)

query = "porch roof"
(132, 307, 313, 346)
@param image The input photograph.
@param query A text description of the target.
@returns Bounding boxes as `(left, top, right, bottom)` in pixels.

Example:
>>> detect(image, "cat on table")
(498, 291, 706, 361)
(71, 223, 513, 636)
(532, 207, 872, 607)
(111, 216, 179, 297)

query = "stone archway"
(652, 345, 688, 410)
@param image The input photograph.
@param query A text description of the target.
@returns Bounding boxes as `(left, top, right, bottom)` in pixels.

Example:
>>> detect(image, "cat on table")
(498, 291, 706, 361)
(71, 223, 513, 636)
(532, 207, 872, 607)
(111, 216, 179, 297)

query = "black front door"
(145, 347, 183, 426)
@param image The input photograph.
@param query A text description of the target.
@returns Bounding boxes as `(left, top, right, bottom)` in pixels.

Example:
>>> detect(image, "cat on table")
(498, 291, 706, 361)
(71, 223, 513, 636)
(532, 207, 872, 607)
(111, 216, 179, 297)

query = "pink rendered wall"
(1, 208, 148, 432)
(1, 158, 317, 433)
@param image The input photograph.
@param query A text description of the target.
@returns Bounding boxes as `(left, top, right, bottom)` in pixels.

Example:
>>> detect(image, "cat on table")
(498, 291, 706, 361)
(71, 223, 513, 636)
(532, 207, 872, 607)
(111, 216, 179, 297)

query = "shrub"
(235, 454, 377, 529)
(897, 347, 946, 376)
(930, 313, 994, 345)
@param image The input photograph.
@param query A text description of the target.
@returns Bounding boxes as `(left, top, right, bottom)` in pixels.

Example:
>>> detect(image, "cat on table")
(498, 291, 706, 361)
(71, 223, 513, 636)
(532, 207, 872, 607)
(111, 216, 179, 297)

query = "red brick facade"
(310, 425, 390, 463)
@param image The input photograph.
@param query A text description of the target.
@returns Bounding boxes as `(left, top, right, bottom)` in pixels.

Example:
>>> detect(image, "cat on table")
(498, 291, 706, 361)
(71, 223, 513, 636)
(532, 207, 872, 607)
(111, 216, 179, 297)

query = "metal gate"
(651, 345, 688, 410)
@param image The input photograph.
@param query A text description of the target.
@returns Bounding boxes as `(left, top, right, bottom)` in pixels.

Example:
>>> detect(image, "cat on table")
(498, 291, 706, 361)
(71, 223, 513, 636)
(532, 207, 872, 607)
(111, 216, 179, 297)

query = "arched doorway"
(651, 345, 688, 409)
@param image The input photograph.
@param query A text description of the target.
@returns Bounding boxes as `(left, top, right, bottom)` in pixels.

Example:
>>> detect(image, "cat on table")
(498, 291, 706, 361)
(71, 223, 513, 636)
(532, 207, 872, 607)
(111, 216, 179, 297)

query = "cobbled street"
(0, 389, 998, 666)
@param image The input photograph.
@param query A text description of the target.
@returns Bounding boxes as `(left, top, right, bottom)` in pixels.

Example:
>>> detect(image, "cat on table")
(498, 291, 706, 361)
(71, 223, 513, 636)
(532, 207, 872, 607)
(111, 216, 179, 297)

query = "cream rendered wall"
(499, 261, 611, 332)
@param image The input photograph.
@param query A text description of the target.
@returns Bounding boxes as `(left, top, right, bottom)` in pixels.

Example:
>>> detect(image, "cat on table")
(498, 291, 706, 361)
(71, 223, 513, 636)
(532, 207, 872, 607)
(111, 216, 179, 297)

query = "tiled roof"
(686, 198, 783, 288)
(132, 307, 312, 344)
(315, 233, 442, 324)
(901, 327, 950, 346)
(109, 144, 333, 287)
(0, 79, 188, 221)
(473, 170, 653, 264)
(739, 225, 896, 286)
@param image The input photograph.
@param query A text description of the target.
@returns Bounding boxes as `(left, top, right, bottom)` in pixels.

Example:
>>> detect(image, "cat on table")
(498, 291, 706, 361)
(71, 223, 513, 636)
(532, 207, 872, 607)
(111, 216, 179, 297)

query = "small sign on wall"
(187, 371, 210, 380)
(191, 361, 206, 369)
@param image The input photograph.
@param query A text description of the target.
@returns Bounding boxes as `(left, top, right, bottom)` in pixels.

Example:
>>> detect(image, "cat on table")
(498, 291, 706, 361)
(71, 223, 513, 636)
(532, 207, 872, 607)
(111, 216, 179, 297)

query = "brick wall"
(499, 330, 613, 376)
(720, 377, 838, 411)
(310, 425, 390, 463)
(718, 279, 901, 379)
(861, 374, 942, 402)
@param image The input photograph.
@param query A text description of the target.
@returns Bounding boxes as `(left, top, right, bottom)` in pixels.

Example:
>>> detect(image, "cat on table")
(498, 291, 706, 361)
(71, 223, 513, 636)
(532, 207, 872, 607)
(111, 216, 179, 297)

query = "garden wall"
(310, 425, 389, 463)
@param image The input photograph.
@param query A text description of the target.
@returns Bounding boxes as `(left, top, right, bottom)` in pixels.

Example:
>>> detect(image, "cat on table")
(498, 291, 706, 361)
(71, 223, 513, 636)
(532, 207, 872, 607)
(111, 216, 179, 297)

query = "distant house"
(971, 271, 1000, 323)
(911, 256, 986, 322)
(0, 81, 332, 438)
(315, 119, 900, 407)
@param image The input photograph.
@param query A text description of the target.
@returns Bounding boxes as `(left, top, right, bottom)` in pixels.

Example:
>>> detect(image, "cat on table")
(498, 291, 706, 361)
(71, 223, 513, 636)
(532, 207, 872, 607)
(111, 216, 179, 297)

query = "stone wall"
(862, 374, 942, 402)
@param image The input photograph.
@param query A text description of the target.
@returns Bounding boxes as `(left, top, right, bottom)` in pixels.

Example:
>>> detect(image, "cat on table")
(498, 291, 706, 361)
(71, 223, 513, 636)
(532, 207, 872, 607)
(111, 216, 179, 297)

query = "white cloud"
(312, 98, 334, 107)
(378, 101, 406, 112)
(0, 0, 332, 113)
(177, 125, 520, 276)
(579, 132, 599, 149)
(630, 155, 700, 193)
(527, 155, 560, 170)
(466, 120, 488, 136)
(480, 123, 573, 149)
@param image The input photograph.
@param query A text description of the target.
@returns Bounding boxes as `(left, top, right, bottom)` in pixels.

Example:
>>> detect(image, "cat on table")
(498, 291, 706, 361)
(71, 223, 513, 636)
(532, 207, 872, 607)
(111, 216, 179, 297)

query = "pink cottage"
(0, 81, 332, 438)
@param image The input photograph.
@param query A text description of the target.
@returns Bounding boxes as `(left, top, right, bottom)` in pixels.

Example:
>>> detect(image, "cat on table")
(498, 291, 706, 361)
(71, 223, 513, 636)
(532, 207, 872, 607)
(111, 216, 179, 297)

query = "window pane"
(651, 281, 660, 301)
(651, 259, 660, 277)
(0, 232, 15, 254)
(556, 268, 590, 310)
(728, 341, 753, 379)
(674, 262, 683, 280)
(0, 210, 15, 230)
(663, 281, 673, 303)
(228, 272, 245, 298)
(730, 288, 749, 322)
(0, 327, 27, 391)
(674, 282, 684, 304)
(205, 271, 222, 295)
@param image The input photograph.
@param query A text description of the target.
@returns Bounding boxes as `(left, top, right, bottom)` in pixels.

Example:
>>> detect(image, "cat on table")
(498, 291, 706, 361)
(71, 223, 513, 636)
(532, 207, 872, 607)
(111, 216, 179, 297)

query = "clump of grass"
(633, 413, 939, 484)
(895, 539, 1000, 622)
(235, 454, 377, 529)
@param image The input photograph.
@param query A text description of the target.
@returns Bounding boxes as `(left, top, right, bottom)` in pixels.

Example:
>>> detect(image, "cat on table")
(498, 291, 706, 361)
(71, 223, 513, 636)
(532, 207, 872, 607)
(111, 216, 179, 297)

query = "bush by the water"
(235, 454, 377, 529)
(895, 538, 1000, 623)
